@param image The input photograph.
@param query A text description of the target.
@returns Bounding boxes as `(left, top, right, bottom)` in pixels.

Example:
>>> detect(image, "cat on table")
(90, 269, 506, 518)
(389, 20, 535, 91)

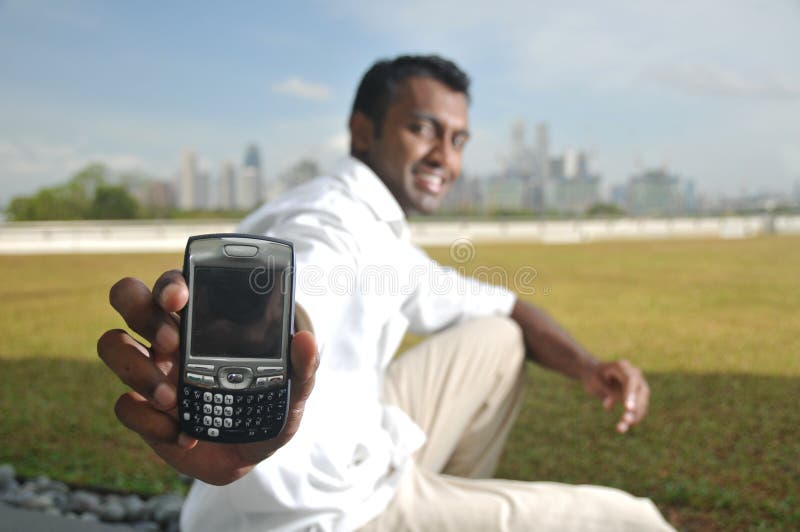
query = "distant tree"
(5, 163, 141, 221)
(586, 202, 626, 217)
(89, 184, 140, 219)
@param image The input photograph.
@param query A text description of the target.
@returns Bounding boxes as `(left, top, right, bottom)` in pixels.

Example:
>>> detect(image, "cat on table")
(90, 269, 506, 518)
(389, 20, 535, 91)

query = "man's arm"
(97, 270, 319, 485)
(510, 299, 649, 434)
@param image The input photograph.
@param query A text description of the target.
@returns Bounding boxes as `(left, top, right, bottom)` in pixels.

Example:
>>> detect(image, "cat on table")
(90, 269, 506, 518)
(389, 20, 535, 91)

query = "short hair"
(350, 54, 471, 137)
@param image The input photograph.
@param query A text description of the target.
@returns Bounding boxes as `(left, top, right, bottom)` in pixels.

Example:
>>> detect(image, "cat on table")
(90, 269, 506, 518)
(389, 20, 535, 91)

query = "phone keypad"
(181, 384, 288, 442)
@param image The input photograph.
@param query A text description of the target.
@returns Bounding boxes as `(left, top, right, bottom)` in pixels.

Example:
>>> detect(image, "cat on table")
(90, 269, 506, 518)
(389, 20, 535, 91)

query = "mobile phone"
(178, 234, 295, 443)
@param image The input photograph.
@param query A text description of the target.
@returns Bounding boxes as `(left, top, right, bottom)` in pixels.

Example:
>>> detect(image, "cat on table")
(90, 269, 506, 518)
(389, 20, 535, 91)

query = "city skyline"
(1, 1, 799, 205)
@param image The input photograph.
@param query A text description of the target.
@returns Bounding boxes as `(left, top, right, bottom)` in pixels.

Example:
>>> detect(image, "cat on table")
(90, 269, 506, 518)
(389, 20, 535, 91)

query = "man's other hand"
(581, 359, 650, 434)
(97, 270, 318, 485)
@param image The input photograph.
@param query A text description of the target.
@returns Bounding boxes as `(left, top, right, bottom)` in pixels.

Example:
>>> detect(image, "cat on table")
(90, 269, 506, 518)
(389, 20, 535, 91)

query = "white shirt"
(181, 157, 517, 532)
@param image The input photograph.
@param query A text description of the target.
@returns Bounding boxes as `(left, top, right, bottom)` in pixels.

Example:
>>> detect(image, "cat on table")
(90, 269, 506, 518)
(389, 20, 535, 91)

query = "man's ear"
(349, 111, 375, 155)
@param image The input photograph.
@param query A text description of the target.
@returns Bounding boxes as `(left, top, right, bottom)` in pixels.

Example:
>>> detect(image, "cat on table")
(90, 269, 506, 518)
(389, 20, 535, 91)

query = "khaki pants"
(360, 316, 674, 532)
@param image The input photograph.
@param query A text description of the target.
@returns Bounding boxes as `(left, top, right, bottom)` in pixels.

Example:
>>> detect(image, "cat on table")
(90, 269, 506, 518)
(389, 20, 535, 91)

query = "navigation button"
(187, 364, 215, 372)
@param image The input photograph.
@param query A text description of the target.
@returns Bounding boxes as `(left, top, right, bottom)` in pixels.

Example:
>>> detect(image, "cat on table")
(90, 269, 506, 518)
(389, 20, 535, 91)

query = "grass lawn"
(1, 235, 798, 529)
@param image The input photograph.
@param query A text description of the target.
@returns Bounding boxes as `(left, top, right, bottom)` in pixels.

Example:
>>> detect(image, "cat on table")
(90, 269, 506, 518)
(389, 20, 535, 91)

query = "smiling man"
(99, 55, 673, 531)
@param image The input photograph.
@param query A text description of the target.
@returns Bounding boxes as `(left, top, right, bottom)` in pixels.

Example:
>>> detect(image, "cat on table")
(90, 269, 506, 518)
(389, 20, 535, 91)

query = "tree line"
(6, 164, 140, 221)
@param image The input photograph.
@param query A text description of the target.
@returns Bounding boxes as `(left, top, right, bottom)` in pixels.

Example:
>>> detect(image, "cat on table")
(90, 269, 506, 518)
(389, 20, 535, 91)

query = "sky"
(1, 0, 799, 205)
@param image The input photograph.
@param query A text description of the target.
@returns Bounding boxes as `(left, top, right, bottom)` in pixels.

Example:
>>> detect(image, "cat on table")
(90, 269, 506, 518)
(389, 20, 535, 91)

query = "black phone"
(178, 234, 295, 443)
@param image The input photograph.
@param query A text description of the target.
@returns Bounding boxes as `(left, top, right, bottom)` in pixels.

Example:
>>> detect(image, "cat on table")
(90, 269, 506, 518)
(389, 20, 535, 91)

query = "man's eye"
(453, 135, 469, 150)
(410, 122, 436, 138)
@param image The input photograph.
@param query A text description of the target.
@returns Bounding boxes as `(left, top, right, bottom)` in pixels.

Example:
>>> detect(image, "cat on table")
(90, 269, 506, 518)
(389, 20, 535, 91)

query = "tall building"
(238, 144, 263, 210)
(626, 169, 684, 215)
(218, 161, 236, 210)
(177, 150, 198, 210)
(563, 149, 588, 179)
(196, 170, 210, 210)
(535, 122, 550, 182)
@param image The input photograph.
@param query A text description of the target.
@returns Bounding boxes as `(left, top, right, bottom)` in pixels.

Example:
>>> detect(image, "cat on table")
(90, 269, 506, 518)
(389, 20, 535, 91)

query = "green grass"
(1, 236, 799, 529)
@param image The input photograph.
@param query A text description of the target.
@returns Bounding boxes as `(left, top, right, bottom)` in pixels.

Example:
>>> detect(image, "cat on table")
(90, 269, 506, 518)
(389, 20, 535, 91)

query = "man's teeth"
(418, 174, 443, 185)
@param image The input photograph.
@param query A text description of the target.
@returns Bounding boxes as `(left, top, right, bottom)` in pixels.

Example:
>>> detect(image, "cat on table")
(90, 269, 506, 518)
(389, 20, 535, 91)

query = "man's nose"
(428, 137, 458, 171)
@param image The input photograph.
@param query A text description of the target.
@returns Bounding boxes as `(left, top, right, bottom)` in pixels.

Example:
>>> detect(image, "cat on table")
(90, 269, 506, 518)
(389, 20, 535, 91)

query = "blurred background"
(1, 0, 799, 219)
(1, 2, 799, 531)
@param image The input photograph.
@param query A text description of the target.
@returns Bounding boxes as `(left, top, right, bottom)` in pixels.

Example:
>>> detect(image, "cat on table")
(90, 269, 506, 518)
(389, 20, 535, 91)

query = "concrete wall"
(1, 216, 799, 254)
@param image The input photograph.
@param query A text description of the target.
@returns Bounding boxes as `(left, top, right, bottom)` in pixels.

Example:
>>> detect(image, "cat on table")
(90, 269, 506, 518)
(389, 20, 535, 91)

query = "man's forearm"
(510, 299, 599, 381)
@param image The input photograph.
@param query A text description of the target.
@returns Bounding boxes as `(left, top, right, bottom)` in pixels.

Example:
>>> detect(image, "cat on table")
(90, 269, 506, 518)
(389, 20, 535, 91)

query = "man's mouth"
(413, 172, 447, 195)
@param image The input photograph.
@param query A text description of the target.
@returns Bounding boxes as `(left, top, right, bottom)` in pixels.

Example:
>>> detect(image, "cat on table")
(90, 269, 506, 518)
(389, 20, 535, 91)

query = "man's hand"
(97, 270, 318, 485)
(581, 360, 650, 434)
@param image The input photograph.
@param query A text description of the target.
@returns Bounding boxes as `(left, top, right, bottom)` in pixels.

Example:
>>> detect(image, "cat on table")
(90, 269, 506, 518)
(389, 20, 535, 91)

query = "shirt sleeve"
(400, 245, 517, 335)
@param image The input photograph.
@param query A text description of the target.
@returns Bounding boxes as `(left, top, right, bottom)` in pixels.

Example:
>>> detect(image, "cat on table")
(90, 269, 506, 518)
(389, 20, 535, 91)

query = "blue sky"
(1, 0, 799, 204)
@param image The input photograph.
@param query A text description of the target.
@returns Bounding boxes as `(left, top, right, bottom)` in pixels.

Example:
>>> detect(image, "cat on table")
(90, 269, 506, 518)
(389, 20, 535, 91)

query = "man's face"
(356, 76, 470, 214)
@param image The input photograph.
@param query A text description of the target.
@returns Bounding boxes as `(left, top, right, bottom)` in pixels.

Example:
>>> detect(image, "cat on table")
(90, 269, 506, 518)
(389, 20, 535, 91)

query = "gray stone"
(3, 489, 34, 507)
(45, 489, 69, 511)
(149, 493, 184, 526)
(46, 480, 70, 494)
(0, 477, 19, 498)
(17, 492, 54, 511)
(0, 464, 15, 491)
(68, 489, 103, 514)
(44, 506, 62, 516)
(99, 496, 127, 522)
(80, 511, 100, 521)
(32, 474, 52, 492)
(120, 493, 147, 521)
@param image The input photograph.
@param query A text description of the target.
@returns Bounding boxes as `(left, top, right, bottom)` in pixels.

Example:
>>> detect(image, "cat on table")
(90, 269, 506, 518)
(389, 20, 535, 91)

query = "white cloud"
(324, 131, 349, 152)
(0, 139, 166, 201)
(636, 64, 800, 100)
(271, 76, 332, 101)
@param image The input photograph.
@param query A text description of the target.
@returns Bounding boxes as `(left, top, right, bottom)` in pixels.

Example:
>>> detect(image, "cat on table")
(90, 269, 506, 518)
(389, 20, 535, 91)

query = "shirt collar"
(334, 156, 409, 238)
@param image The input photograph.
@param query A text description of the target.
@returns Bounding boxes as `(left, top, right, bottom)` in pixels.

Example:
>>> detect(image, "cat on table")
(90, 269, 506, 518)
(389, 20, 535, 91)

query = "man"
(98, 55, 673, 531)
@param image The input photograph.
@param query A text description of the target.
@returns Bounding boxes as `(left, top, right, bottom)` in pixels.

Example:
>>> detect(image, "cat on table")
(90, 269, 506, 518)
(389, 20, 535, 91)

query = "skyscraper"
(535, 122, 550, 182)
(218, 161, 236, 210)
(238, 144, 263, 210)
(177, 149, 198, 210)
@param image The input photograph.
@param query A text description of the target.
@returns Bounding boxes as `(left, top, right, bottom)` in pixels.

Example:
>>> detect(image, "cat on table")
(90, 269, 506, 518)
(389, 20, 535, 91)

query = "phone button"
(226, 373, 244, 384)
(208, 428, 219, 438)
(187, 364, 215, 372)
(224, 244, 258, 257)
(186, 373, 203, 385)
(202, 376, 215, 386)
(219, 367, 253, 390)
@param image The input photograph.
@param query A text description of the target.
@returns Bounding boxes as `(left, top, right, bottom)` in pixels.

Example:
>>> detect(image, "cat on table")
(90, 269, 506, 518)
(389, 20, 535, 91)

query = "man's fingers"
(279, 331, 318, 443)
(98, 329, 177, 412)
(602, 361, 648, 433)
(115, 392, 181, 446)
(152, 270, 188, 314)
(109, 276, 180, 357)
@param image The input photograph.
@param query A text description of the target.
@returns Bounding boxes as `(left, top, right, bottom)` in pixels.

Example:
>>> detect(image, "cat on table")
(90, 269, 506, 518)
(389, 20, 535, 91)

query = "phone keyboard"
(180, 384, 288, 443)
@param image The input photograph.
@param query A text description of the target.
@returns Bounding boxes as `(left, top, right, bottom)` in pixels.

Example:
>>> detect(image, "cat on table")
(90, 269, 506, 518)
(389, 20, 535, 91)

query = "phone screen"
(191, 266, 285, 358)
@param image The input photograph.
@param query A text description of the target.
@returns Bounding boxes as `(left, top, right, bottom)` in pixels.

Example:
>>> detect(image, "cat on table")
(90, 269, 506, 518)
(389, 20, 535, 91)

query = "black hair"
(350, 54, 471, 138)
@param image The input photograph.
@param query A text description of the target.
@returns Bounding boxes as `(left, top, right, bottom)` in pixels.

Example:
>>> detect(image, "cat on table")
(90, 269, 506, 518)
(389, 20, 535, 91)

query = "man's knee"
(461, 315, 525, 364)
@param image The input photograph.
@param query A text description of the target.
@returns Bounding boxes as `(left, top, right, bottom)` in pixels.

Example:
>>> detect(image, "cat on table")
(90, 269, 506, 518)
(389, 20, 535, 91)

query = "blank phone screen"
(190, 266, 285, 357)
